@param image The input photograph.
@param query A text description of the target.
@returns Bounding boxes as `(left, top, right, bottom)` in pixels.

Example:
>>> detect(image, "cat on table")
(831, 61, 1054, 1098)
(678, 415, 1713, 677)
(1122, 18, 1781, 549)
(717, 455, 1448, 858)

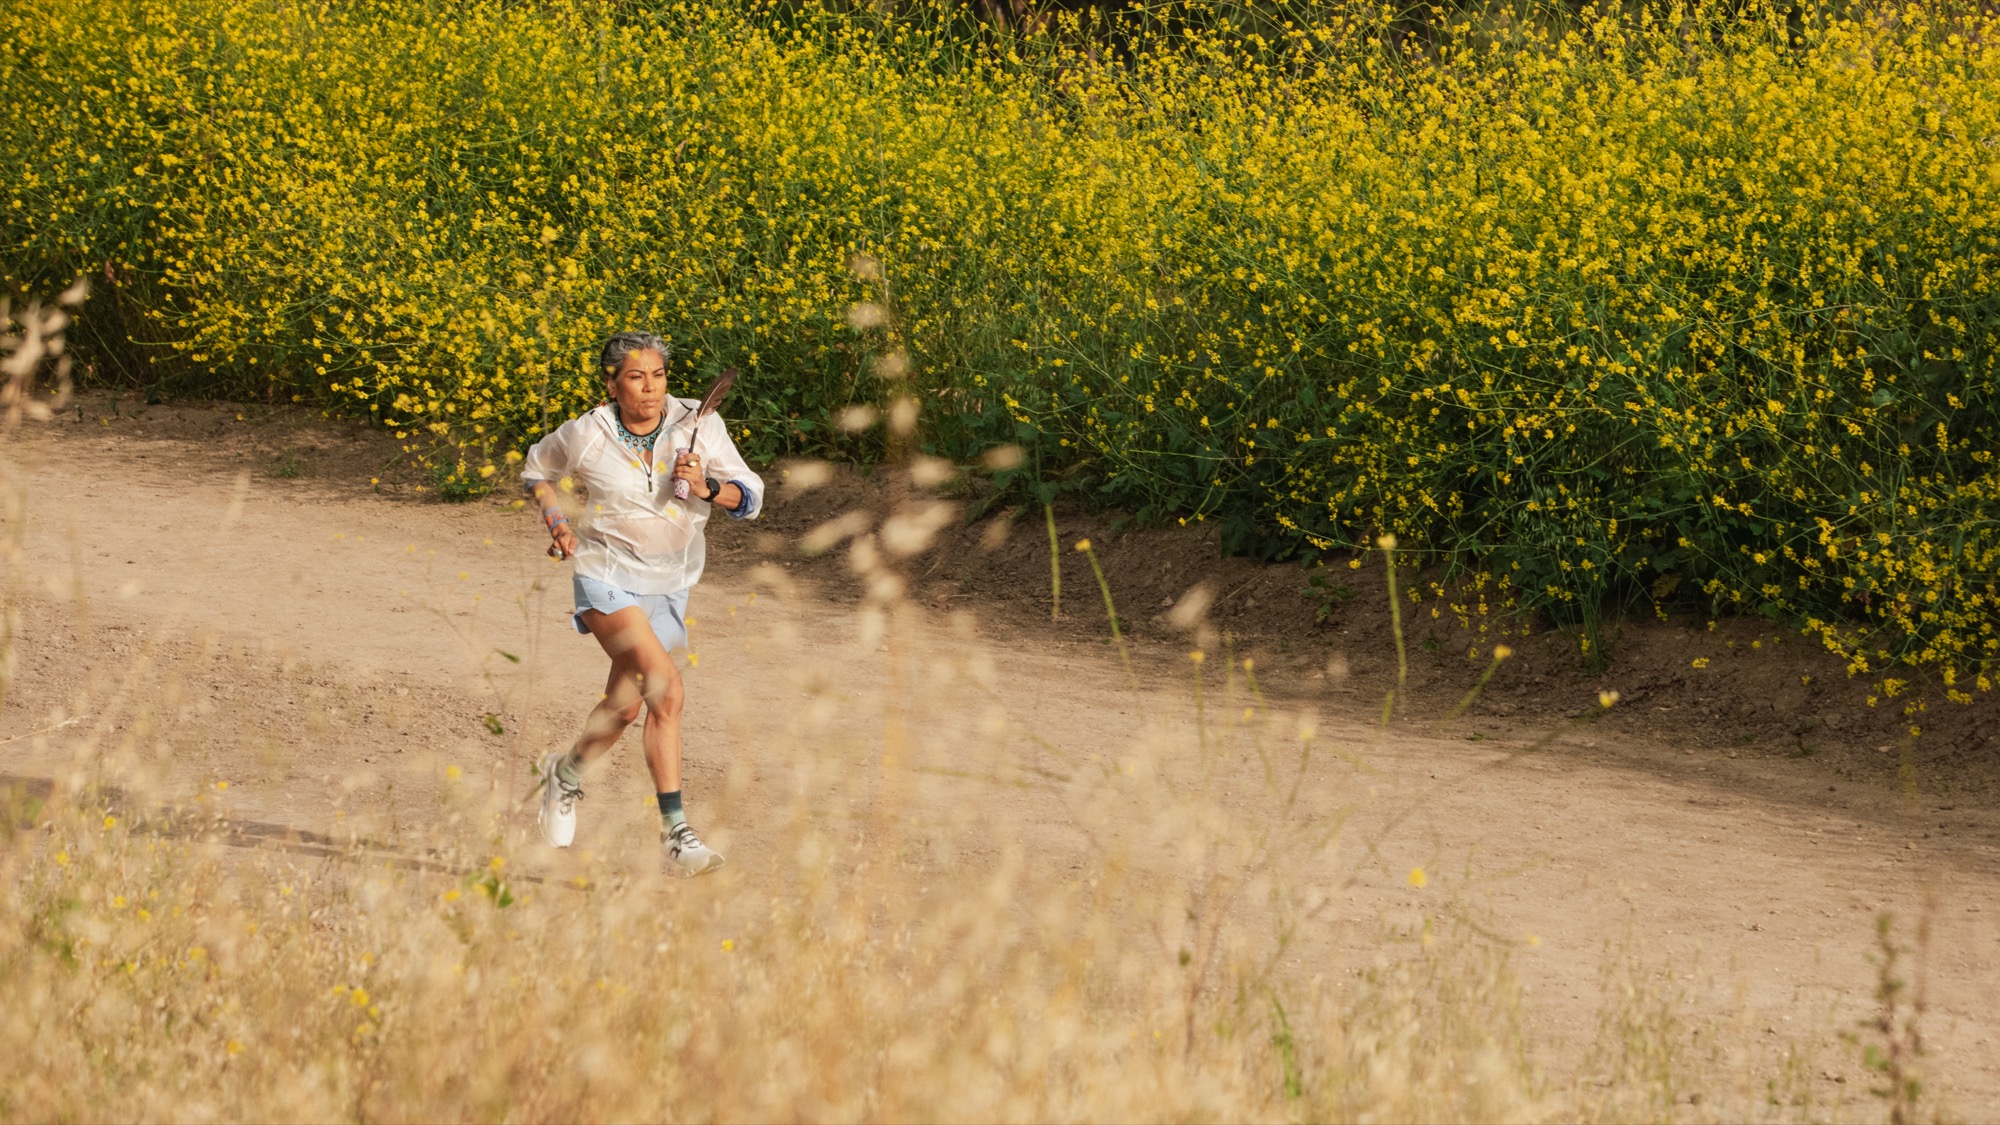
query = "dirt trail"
(5, 418, 2000, 1114)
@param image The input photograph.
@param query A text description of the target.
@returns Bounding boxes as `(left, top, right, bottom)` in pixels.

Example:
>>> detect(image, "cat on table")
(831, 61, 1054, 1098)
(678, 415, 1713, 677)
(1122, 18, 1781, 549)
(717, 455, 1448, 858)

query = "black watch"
(703, 476, 723, 504)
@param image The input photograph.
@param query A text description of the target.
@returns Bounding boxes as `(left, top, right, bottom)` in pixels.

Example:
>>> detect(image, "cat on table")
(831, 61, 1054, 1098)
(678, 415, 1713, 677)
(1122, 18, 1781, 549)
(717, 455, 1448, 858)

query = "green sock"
(657, 791, 686, 831)
(555, 749, 584, 786)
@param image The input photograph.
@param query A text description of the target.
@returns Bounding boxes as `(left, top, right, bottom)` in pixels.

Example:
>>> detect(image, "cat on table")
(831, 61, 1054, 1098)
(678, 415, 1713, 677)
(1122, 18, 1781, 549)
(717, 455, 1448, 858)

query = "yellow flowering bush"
(3, 0, 1996, 686)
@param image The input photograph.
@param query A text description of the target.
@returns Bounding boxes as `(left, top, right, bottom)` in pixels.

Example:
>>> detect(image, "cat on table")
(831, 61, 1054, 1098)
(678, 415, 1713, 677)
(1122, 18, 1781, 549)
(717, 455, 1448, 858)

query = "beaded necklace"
(612, 406, 664, 458)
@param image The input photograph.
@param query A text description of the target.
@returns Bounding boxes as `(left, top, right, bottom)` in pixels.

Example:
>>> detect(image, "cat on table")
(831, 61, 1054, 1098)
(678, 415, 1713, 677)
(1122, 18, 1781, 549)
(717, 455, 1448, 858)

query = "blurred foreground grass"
(0, 669, 1843, 1123)
(0, 288, 1910, 1123)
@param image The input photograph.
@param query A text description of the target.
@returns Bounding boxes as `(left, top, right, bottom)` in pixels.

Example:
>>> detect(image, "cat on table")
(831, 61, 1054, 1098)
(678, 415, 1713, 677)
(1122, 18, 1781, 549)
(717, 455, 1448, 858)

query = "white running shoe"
(535, 751, 583, 848)
(663, 822, 725, 877)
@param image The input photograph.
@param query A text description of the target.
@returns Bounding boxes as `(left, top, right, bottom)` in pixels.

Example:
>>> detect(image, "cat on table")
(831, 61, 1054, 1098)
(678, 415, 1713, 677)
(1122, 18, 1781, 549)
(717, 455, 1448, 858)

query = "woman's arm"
(521, 422, 582, 558)
(526, 479, 580, 559)
(671, 452, 745, 512)
(680, 414, 764, 518)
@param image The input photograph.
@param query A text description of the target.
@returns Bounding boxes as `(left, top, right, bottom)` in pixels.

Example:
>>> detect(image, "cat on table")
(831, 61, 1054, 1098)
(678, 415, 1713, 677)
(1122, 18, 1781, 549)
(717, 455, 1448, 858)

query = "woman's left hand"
(673, 450, 712, 499)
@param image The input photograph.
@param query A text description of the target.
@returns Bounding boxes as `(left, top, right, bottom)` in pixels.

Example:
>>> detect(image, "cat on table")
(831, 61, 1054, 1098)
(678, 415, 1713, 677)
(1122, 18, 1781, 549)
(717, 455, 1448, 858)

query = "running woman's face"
(607, 349, 668, 428)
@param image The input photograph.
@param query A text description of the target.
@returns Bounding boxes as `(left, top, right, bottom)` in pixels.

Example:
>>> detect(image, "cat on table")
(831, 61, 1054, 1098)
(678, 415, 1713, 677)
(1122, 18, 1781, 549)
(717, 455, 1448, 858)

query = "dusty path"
(4, 418, 1999, 1116)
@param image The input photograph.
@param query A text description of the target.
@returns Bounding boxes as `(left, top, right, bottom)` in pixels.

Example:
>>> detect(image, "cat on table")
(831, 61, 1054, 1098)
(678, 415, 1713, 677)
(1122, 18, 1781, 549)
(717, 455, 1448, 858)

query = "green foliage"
(3, 0, 1997, 687)
(429, 461, 494, 503)
(470, 866, 515, 909)
(1302, 567, 1357, 625)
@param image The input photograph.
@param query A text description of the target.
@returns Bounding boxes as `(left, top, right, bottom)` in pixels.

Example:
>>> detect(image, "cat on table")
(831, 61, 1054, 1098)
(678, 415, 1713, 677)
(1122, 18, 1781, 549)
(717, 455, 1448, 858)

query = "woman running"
(520, 331, 763, 877)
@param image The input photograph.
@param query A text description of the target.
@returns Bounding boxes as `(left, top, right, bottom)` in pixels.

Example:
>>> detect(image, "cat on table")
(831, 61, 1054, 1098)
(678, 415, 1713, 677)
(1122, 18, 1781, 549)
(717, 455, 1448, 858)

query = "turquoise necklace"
(612, 406, 664, 457)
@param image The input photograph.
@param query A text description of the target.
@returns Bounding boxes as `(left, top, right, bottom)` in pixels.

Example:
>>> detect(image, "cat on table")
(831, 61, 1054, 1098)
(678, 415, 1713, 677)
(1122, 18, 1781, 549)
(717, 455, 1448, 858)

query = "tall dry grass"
(0, 287, 1892, 1123)
(11, 282, 1952, 1120)
(0, 655, 1846, 1123)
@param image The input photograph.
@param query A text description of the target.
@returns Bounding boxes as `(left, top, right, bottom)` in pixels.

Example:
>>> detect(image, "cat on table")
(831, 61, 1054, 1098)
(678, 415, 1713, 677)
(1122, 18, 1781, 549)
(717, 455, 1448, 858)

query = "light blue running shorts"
(571, 574, 691, 652)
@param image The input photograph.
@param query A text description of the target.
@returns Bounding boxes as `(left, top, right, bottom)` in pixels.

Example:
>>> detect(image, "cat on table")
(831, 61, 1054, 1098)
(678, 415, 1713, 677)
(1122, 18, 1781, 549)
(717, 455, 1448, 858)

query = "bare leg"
(639, 673, 685, 793)
(575, 607, 685, 791)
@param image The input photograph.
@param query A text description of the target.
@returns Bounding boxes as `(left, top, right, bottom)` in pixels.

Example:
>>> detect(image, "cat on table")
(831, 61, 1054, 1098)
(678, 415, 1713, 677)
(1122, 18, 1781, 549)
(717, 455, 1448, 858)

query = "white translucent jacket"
(520, 401, 764, 595)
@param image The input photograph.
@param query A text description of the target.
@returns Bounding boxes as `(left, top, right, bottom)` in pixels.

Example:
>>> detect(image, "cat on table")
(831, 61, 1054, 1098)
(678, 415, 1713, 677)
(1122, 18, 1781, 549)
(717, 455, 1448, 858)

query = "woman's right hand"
(548, 522, 579, 560)
(529, 481, 578, 560)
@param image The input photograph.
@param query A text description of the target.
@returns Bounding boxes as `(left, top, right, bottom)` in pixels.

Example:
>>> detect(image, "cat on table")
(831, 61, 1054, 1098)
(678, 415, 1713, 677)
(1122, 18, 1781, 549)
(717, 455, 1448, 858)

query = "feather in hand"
(672, 366, 739, 500)
(693, 366, 738, 420)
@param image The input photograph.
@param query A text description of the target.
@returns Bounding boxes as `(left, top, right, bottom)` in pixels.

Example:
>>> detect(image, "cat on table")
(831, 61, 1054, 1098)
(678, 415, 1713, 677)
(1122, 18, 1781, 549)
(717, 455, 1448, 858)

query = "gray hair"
(598, 331, 671, 377)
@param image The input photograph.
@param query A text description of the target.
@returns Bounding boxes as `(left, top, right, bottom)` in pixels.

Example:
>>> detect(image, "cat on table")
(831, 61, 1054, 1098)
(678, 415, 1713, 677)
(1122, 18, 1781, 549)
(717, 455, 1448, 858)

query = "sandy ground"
(4, 415, 1999, 1116)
